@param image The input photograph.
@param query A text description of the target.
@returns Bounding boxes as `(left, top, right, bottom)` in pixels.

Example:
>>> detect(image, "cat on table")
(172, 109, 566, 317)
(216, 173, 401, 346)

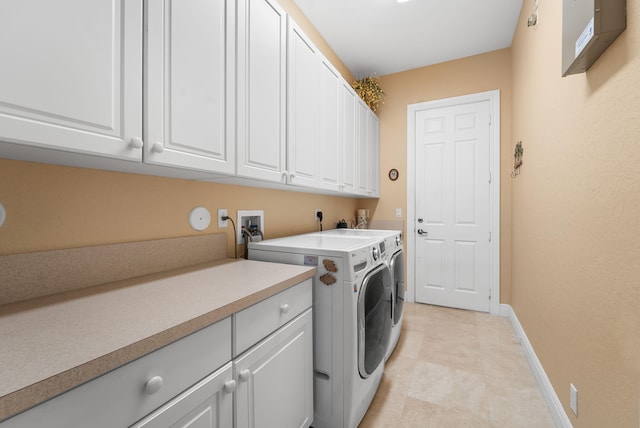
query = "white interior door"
(414, 100, 491, 312)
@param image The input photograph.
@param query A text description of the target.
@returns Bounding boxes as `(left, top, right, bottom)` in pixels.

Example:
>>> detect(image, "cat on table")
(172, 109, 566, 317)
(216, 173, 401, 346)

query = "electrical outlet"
(315, 209, 323, 221)
(218, 208, 228, 228)
(570, 383, 578, 416)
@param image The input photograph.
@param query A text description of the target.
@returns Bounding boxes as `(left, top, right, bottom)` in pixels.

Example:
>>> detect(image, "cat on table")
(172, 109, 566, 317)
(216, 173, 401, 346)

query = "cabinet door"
(287, 19, 320, 188)
(316, 58, 341, 192)
(145, 0, 235, 174)
(356, 100, 371, 195)
(369, 112, 381, 197)
(131, 362, 234, 428)
(0, 0, 143, 161)
(235, 309, 313, 428)
(237, 0, 287, 182)
(340, 83, 358, 194)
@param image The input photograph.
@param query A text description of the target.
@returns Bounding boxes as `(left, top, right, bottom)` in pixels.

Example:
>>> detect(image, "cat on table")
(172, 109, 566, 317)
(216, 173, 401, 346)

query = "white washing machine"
(312, 229, 405, 361)
(248, 234, 392, 428)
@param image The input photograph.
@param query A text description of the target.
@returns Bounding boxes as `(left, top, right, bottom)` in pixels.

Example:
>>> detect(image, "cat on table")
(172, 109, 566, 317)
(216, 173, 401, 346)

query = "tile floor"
(359, 303, 555, 428)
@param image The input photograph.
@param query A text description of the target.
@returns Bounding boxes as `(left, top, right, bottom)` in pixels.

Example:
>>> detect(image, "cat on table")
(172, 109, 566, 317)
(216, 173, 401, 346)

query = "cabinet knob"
(239, 369, 252, 382)
(280, 303, 290, 314)
(144, 375, 164, 395)
(151, 142, 165, 153)
(223, 379, 237, 393)
(129, 137, 144, 149)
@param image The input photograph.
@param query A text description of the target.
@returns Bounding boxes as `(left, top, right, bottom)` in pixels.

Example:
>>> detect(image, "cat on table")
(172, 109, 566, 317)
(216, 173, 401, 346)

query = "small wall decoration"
(388, 168, 399, 181)
(351, 75, 384, 112)
(512, 141, 524, 177)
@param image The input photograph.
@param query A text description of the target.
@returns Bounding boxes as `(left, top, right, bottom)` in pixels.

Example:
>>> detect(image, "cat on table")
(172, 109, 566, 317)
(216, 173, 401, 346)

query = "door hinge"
(489, 114, 492, 125)
(489, 172, 492, 184)
(489, 231, 492, 242)
(489, 288, 492, 300)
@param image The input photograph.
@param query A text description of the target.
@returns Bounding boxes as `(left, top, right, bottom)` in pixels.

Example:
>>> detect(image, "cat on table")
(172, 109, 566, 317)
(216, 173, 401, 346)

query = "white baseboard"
(500, 304, 573, 428)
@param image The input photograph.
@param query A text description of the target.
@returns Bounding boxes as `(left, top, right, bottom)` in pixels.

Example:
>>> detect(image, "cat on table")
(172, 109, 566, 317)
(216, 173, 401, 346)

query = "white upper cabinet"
(356, 99, 370, 195)
(144, 0, 235, 174)
(287, 18, 321, 188)
(317, 57, 342, 192)
(237, 0, 287, 183)
(0, 0, 380, 196)
(369, 112, 381, 197)
(355, 99, 381, 197)
(340, 82, 358, 194)
(0, 0, 143, 160)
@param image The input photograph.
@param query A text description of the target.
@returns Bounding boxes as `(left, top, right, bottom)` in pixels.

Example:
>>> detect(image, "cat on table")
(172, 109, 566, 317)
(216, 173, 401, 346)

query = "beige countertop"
(0, 258, 315, 422)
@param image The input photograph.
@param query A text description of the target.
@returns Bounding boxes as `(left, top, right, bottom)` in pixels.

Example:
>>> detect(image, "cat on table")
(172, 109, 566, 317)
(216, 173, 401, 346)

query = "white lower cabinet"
(0, 281, 314, 428)
(234, 279, 314, 428)
(131, 362, 234, 428)
(0, 317, 232, 428)
(235, 310, 313, 428)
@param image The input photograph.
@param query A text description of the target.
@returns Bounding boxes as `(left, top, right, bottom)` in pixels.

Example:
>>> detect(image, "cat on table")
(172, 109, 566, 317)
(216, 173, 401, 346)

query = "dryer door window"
(357, 264, 392, 378)
(390, 250, 405, 325)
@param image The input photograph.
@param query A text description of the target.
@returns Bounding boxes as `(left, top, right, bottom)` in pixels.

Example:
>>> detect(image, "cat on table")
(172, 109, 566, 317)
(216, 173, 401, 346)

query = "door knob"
(417, 229, 427, 235)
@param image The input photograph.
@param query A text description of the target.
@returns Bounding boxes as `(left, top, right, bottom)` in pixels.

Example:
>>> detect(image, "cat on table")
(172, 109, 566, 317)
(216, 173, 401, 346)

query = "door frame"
(406, 90, 501, 314)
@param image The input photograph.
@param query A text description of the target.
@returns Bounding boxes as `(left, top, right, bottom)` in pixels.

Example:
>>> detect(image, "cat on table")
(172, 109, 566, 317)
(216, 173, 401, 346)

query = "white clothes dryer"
(312, 229, 405, 361)
(249, 234, 392, 428)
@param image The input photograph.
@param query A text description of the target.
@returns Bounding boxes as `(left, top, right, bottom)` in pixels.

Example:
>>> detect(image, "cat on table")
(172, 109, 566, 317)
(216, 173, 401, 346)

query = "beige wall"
(0, 159, 359, 257)
(0, 0, 359, 258)
(511, 1, 640, 426)
(372, 49, 513, 303)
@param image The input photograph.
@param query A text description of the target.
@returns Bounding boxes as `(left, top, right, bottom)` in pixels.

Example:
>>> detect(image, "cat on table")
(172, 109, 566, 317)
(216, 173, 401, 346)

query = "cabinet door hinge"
(489, 231, 492, 242)
(489, 172, 492, 183)
(489, 288, 492, 300)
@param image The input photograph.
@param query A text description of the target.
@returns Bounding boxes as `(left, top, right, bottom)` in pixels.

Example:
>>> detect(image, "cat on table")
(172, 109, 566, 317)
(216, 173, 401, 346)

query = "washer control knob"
(372, 247, 379, 261)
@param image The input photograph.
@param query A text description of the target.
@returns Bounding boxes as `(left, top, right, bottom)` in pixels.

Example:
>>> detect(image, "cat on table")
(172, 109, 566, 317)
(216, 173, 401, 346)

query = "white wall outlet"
(395, 208, 402, 218)
(218, 208, 228, 228)
(315, 209, 322, 221)
(570, 383, 578, 416)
